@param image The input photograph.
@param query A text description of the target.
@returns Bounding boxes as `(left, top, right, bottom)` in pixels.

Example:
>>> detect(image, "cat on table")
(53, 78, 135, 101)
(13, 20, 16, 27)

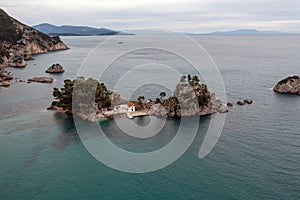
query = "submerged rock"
(273, 75, 300, 95)
(46, 63, 65, 73)
(28, 77, 53, 83)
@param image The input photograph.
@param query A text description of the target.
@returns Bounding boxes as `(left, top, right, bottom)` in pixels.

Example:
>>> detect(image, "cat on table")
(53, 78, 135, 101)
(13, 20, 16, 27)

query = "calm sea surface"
(0, 35, 299, 199)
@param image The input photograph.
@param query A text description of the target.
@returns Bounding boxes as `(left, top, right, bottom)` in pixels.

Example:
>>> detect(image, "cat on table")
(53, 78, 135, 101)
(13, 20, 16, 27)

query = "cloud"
(1, 0, 300, 33)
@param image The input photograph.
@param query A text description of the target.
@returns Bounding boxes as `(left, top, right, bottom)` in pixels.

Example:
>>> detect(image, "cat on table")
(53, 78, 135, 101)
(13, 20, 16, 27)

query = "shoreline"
(47, 103, 227, 123)
(47, 76, 254, 123)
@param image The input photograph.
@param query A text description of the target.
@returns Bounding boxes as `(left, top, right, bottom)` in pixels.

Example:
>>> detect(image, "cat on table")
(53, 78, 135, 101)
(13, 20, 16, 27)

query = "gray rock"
(24, 54, 34, 61)
(237, 101, 245, 105)
(244, 99, 253, 104)
(1, 81, 10, 87)
(46, 63, 65, 73)
(148, 103, 168, 118)
(2, 75, 13, 81)
(200, 106, 214, 116)
(273, 75, 300, 95)
(28, 77, 53, 83)
(227, 102, 233, 107)
(9, 58, 28, 68)
(217, 106, 229, 113)
(0, 69, 14, 86)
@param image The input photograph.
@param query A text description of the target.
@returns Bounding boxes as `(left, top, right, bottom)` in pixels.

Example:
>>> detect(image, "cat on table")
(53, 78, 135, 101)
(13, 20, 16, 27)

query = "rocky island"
(46, 63, 65, 73)
(0, 8, 69, 68)
(273, 75, 300, 95)
(28, 77, 54, 83)
(48, 75, 229, 122)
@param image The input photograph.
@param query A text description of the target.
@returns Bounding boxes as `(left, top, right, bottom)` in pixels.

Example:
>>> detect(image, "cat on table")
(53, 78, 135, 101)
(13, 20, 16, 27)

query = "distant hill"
(208, 29, 287, 35)
(110, 28, 289, 35)
(124, 29, 173, 35)
(0, 9, 68, 68)
(32, 23, 120, 36)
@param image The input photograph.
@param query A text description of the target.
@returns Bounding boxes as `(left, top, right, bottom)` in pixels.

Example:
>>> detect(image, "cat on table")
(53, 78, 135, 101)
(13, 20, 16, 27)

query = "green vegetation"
(161, 96, 180, 113)
(52, 78, 111, 116)
(52, 79, 74, 115)
(185, 74, 200, 86)
(137, 96, 145, 109)
(191, 75, 200, 86)
(0, 46, 8, 64)
(50, 75, 211, 118)
(155, 98, 161, 104)
(162, 74, 210, 108)
(0, 9, 22, 42)
(137, 96, 145, 102)
(159, 92, 166, 99)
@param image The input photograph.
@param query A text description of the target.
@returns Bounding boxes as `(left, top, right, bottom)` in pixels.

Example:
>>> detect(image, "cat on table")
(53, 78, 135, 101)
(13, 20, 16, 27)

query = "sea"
(0, 35, 299, 199)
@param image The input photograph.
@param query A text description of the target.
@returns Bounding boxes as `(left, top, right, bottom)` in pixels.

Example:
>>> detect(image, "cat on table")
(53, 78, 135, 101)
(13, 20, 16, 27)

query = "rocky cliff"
(273, 75, 300, 95)
(0, 9, 68, 68)
(148, 75, 227, 118)
(46, 63, 65, 73)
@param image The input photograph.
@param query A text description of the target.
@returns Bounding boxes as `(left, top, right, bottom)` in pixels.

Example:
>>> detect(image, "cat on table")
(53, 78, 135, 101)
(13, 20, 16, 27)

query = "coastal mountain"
(0, 9, 68, 68)
(124, 29, 173, 35)
(32, 23, 120, 36)
(116, 28, 287, 35)
(208, 29, 286, 35)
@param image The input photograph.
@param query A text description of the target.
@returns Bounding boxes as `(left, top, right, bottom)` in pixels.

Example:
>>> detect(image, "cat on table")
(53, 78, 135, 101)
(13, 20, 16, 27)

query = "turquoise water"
(1, 35, 300, 199)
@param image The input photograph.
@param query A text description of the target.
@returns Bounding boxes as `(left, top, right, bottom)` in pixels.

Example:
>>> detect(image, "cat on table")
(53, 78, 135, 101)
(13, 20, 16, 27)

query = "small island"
(273, 75, 300, 95)
(46, 63, 65, 73)
(48, 75, 229, 122)
(28, 77, 53, 83)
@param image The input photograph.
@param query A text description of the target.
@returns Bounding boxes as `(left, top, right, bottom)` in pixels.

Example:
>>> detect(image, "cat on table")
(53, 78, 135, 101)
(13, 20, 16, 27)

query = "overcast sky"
(1, 0, 300, 33)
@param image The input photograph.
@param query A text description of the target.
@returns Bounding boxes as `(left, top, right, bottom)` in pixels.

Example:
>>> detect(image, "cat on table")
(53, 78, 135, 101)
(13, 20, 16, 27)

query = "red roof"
(128, 102, 135, 107)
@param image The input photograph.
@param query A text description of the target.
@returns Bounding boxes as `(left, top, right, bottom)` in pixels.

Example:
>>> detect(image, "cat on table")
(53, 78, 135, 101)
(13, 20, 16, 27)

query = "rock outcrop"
(9, 57, 27, 68)
(273, 75, 300, 95)
(148, 103, 168, 118)
(0, 9, 68, 68)
(46, 63, 65, 73)
(28, 77, 53, 83)
(149, 76, 227, 118)
(0, 69, 14, 87)
(227, 102, 233, 107)
(237, 101, 245, 105)
(23, 54, 34, 61)
(244, 99, 253, 104)
(217, 106, 229, 113)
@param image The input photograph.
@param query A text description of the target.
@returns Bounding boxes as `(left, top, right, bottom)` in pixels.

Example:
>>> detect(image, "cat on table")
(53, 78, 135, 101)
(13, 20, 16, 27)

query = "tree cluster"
(52, 78, 112, 116)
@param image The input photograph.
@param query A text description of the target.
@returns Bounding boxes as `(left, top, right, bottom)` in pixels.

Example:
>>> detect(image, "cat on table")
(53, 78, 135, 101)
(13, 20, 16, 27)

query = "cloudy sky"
(1, 0, 300, 33)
